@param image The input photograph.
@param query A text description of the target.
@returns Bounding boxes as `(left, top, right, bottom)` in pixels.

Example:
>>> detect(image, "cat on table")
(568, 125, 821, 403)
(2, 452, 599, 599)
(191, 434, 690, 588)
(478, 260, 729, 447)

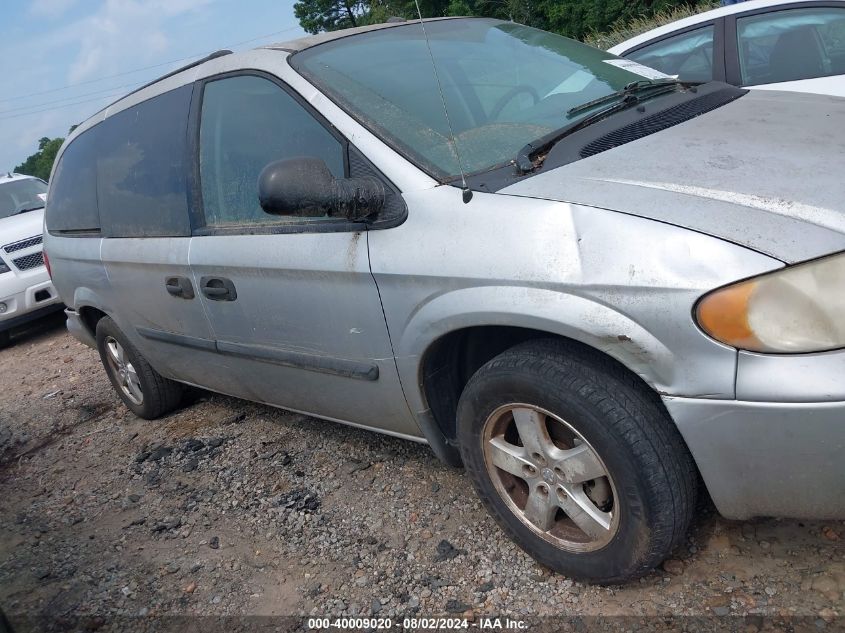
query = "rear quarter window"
(45, 85, 193, 238)
(46, 130, 102, 234)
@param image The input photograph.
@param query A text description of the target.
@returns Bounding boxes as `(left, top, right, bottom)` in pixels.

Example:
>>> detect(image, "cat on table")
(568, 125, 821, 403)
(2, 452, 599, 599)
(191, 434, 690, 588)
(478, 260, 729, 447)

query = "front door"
(188, 73, 419, 436)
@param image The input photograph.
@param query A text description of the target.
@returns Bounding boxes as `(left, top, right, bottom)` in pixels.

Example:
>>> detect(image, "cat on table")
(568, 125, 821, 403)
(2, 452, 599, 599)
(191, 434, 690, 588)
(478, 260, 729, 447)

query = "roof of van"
(263, 16, 471, 52)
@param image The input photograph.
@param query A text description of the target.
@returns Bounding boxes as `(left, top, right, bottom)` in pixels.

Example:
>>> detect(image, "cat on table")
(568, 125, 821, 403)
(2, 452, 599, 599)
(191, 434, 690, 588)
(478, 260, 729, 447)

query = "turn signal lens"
(696, 252, 845, 353)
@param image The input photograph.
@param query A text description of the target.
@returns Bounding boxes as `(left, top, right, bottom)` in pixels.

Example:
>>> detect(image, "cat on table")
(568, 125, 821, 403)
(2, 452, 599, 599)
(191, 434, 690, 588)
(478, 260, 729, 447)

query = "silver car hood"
(499, 89, 845, 264)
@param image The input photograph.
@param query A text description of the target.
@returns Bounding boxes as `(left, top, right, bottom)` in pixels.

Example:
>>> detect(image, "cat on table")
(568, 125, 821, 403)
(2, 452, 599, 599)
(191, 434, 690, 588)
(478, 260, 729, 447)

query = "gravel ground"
(0, 317, 843, 630)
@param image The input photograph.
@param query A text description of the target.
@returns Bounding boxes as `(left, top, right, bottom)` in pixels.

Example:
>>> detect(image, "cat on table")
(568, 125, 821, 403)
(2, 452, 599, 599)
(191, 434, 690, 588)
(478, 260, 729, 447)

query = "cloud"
(29, 0, 79, 19)
(50, 0, 214, 83)
(0, 0, 214, 170)
(4, 110, 65, 171)
(1, 0, 307, 171)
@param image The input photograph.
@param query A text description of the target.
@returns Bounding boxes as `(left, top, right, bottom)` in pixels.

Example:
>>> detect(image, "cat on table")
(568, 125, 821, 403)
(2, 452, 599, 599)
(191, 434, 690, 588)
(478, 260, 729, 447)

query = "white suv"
(0, 173, 63, 347)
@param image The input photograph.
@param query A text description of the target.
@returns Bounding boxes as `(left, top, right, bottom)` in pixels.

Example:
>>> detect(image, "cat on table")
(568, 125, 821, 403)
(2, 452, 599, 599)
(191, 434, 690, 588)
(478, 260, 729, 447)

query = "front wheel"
(457, 339, 697, 584)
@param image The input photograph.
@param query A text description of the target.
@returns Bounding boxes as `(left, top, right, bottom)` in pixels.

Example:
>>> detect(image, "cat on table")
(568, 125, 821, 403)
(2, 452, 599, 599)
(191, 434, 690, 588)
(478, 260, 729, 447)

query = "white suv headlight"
(696, 252, 845, 353)
(0, 260, 10, 275)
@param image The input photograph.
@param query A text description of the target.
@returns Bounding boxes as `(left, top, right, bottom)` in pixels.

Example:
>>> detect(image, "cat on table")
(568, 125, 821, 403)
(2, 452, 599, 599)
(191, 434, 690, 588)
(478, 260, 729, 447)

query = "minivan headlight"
(696, 252, 845, 353)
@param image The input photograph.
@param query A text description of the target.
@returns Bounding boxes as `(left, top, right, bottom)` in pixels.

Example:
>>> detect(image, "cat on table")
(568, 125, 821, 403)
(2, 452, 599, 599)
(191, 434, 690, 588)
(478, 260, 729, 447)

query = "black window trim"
(724, 0, 845, 86)
(187, 69, 405, 237)
(620, 18, 727, 83)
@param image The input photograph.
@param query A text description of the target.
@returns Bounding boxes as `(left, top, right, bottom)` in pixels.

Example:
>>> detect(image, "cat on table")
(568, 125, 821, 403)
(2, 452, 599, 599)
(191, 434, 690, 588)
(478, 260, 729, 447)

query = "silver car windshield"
(0, 178, 48, 219)
(292, 18, 666, 179)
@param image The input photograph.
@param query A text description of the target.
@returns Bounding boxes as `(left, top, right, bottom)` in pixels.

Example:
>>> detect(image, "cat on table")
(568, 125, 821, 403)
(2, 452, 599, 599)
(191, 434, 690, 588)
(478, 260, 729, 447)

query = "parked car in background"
(0, 173, 63, 347)
(45, 17, 845, 584)
(610, 0, 845, 97)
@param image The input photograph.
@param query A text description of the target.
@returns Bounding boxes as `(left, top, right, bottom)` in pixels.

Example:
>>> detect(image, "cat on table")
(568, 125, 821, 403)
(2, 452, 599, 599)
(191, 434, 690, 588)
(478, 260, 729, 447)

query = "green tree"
(294, 0, 372, 34)
(294, 0, 713, 41)
(294, 0, 454, 33)
(13, 135, 64, 182)
(534, 0, 701, 40)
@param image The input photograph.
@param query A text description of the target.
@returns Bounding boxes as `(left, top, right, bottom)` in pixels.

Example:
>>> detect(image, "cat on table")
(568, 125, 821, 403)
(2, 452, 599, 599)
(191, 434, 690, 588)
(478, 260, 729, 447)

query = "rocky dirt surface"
(0, 319, 843, 630)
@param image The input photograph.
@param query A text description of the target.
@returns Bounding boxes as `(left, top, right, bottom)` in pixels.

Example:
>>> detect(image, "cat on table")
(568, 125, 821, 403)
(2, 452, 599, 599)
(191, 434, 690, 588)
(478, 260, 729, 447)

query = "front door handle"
(200, 276, 237, 301)
(165, 276, 195, 299)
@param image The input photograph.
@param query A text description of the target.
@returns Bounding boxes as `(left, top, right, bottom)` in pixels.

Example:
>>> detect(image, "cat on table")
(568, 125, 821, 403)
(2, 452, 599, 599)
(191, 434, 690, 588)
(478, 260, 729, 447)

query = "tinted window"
(46, 129, 101, 233)
(626, 25, 715, 83)
(0, 178, 47, 219)
(96, 85, 192, 237)
(738, 8, 845, 85)
(199, 75, 344, 227)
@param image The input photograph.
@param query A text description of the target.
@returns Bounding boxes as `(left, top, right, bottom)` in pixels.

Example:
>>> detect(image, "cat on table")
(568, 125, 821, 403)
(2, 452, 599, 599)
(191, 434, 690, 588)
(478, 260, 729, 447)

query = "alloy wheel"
(104, 336, 144, 405)
(482, 403, 619, 552)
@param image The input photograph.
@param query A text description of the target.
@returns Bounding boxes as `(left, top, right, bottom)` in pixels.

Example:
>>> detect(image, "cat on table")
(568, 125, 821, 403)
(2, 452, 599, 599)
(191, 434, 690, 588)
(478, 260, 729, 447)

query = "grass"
(584, 2, 721, 50)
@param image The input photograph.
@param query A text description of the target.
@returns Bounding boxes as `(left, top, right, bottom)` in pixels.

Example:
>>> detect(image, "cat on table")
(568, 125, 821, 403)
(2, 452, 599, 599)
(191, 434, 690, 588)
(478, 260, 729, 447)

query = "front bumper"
(664, 396, 845, 520)
(0, 277, 63, 332)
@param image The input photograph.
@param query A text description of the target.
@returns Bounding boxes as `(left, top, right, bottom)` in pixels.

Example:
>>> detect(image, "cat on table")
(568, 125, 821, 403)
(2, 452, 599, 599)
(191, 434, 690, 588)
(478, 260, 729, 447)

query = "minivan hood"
(499, 89, 845, 264)
(0, 208, 45, 248)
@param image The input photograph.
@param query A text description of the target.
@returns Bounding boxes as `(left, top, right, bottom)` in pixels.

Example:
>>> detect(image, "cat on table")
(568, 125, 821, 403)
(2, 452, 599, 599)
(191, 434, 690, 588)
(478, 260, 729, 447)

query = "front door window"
(199, 74, 345, 227)
(625, 25, 716, 83)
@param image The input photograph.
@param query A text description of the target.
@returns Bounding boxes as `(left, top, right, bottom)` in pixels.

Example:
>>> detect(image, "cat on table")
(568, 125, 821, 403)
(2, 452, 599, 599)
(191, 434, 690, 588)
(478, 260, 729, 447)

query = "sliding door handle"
(165, 276, 195, 299)
(200, 276, 237, 301)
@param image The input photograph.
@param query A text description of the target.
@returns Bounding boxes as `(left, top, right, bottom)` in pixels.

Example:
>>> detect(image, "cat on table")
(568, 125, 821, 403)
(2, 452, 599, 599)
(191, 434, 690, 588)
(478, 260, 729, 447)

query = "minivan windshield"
(0, 178, 48, 219)
(292, 18, 670, 179)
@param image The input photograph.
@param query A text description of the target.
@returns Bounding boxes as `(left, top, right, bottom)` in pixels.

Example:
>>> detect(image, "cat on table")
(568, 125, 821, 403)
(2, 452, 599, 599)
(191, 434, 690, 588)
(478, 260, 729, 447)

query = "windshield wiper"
(515, 81, 690, 174)
(566, 78, 690, 118)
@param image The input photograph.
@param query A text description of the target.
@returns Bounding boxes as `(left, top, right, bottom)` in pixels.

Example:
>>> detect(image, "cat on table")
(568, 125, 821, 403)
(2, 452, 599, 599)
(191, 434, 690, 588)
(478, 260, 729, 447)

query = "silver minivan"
(45, 17, 845, 584)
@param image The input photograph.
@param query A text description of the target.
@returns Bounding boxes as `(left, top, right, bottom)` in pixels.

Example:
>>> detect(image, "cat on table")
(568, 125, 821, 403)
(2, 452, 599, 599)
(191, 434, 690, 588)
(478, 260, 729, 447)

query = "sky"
(0, 0, 305, 171)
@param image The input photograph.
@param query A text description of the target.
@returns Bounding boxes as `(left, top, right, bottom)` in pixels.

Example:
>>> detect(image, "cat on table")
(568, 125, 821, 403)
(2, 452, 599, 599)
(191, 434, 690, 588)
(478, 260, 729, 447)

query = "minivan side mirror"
(258, 157, 385, 221)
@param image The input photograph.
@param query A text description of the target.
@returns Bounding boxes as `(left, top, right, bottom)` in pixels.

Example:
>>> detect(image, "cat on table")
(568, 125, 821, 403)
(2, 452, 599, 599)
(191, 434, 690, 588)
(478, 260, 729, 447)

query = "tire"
(0, 330, 9, 349)
(95, 316, 183, 419)
(457, 338, 697, 584)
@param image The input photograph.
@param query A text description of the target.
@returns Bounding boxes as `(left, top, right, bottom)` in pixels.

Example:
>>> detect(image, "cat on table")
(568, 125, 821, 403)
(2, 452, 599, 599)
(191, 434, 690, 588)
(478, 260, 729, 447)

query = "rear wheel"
(457, 339, 697, 584)
(95, 317, 183, 419)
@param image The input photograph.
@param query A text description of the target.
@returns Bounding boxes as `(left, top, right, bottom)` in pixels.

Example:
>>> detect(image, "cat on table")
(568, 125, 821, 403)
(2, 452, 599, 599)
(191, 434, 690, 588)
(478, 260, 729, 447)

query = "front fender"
(370, 190, 784, 467)
(395, 286, 674, 418)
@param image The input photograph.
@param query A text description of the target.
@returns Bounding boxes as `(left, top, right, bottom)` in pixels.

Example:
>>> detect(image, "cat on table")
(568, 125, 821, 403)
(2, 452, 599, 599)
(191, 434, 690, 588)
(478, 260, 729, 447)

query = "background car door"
(188, 73, 419, 437)
(726, 4, 845, 96)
